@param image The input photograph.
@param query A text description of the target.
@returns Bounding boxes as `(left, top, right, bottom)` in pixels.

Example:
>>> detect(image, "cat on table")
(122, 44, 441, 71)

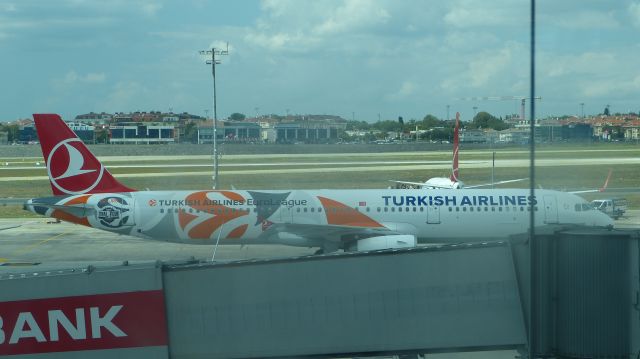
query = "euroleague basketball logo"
(47, 138, 104, 194)
(97, 196, 131, 228)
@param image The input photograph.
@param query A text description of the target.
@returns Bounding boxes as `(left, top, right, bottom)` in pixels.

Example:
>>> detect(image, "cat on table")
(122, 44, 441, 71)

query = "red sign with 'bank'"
(0, 290, 167, 356)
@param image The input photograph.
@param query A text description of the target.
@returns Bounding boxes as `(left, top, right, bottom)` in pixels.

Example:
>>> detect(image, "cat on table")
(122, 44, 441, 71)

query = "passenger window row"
(158, 205, 540, 214)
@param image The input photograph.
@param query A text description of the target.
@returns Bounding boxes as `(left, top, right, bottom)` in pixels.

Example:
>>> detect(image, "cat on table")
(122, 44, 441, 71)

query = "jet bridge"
(0, 228, 638, 358)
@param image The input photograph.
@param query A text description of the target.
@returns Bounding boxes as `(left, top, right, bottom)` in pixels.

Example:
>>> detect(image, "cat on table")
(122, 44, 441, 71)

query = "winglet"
(33, 114, 135, 195)
(449, 112, 460, 182)
(599, 169, 613, 192)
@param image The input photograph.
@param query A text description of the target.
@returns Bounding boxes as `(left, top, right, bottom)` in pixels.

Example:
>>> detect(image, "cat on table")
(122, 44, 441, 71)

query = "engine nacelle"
(270, 232, 323, 247)
(354, 234, 416, 252)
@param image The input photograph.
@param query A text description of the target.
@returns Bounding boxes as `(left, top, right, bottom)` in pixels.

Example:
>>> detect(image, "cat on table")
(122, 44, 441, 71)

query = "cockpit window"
(576, 203, 593, 212)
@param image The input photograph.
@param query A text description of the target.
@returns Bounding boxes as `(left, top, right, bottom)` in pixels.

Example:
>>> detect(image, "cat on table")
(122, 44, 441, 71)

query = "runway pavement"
(3, 156, 640, 182)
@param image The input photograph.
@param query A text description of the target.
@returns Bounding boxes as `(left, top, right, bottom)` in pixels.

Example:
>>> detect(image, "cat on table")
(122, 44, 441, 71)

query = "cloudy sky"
(1, 0, 638, 122)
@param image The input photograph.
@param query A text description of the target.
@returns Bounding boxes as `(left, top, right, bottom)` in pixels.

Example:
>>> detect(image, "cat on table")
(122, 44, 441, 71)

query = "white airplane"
(391, 112, 526, 189)
(24, 114, 613, 253)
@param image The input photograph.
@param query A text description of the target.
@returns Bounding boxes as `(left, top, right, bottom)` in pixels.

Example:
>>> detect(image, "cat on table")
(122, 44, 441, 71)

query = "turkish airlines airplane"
(391, 112, 526, 189)
(24, 114, 613, 253)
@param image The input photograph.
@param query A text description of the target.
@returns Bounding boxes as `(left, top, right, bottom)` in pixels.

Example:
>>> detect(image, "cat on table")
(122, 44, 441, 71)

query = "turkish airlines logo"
(47, 138, 104, 195)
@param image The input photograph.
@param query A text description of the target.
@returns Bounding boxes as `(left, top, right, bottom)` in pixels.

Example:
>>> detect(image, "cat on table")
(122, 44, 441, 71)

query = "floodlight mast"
(458, 96, 542, 122)
(199, 43, 229, 189)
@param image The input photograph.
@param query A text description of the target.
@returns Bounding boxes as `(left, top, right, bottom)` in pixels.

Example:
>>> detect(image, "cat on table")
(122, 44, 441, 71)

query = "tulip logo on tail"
(48, 138, 104, 195)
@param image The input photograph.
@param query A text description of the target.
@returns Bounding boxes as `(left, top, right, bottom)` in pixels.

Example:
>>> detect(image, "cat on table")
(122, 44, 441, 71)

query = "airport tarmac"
(3, 155, 640, 182)
(1, 214, 636, 359)
(2, 210, 639, 267)
(0, 218, 315, 267)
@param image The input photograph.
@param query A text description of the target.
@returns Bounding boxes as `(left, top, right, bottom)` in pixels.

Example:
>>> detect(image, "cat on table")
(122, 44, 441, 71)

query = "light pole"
(199, 43, 229, 189)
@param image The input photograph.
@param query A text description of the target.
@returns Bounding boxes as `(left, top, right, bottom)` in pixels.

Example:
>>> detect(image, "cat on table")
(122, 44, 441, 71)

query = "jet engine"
(270, 232, 323, 248)
(351, 234, 416, 252)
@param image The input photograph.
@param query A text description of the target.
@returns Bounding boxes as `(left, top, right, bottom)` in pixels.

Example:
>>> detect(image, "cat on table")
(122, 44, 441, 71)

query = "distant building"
(18, 124, 38, 144)
(74, 112, 113, 125)
(197, 122, 261, 144)
(67, 122, 96, 144)
(162, 115, 180, 122)
(498, 128, 529, 144)
(590, 116, 629, 141)
(273, 123, 339, 143)
(109, 123, 175, 144)
(561, 123, 593, 141)
(483, 129, 500, 144)
(622, 120, 640, 141)
(0, 132, 8, 145)
(459, 129, 486, 143)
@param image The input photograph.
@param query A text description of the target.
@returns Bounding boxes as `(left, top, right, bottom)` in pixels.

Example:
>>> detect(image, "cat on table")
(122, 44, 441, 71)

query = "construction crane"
(459, 96, 542, 122)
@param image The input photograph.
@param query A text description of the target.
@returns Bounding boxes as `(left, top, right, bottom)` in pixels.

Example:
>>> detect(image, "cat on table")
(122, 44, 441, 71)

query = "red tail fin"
(599, 169, 613, 192)
(33, 114, 135, 195)
(450, 112, 460, 182)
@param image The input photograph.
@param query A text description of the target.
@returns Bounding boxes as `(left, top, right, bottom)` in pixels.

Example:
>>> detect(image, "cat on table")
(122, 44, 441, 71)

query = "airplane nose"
(598, 212, 615, 228)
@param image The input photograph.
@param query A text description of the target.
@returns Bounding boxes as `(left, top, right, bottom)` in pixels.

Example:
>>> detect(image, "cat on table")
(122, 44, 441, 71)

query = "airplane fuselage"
(27, 188, 614, 248)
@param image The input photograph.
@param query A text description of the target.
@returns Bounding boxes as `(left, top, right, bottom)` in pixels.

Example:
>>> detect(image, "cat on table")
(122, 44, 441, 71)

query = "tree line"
(0, 123, 19, 142)
(343, 112, 509, 141)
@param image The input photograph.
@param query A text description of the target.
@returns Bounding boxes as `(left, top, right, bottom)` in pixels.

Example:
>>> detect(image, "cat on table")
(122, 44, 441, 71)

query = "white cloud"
(62, 0, 163, 16)
(469, 47, 512, 87)
(440, 42, 525, 92)
(0, 17, 114, 31)
(581, 74, 640, 98)
(0, 3, 17, 12)
(105, 81, 149, 110)
(543, 52, 615, 78)
(386, 81, 417, 100)
(245, 0, 398, 53)
(444, 0, 526, 28)
(62, 71, 106, 84)
(630, 2, 640, 27)
(443, 31, 499, 51)
(312, 0, 390, 36)
(141, 2, 162, 16)
(548, 10, 619, 29)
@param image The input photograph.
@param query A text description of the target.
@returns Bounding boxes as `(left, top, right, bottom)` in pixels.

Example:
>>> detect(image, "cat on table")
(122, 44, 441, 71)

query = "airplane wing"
(464, 178, 528, 189)
(262, 222, 397, 243)
(569, 169, 612, 194)
(388, 180, 457, 189)
(390, 178, 528, 189)
(389, 180, 427, 187)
